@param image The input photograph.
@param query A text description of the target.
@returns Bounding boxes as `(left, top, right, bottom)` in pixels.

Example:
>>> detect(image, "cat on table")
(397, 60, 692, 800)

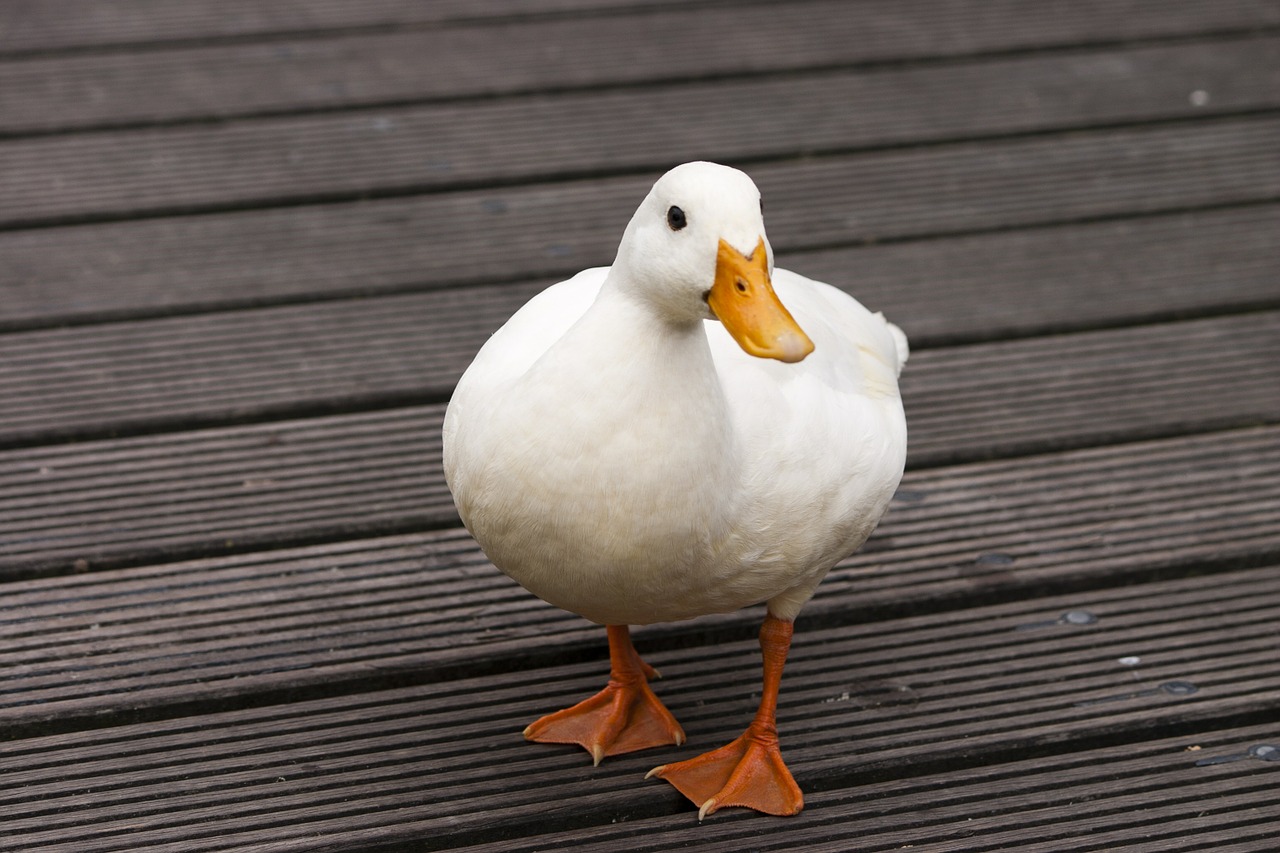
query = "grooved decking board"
(3, 120, 1280, 328)
(2, 424, 1277, 728)
(6, 83, 1280, 227)
(0, 301, 1276, 463)
(459, 723, 1280, 852)
(0, 408, 445, 576)
(3, 1, 1275, 850)
(3, 197, 1277, 334)
(5, 0, 1278, 116)
(789, 205, 1280, 344)
(4, 24, 1278, 136)
(0, 0, 676, 54)
(3, 213, 1278, 437)
(0, 569, 1275, 851)
(904, 311, 1280, 463)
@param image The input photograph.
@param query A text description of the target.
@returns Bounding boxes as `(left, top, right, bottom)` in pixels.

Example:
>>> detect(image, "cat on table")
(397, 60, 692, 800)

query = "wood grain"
(1, 569, 1274, 850)
(456, 722, 1280, 852)
(6, 94, 1280, 228)
(3, 201, 1277, 336)
(2, 2, 1277, 849)
(5, 25, 1277, 135)
(0, 0, 679, 53)
(2, 425, 1275, 728)
(2, 298, 1276, 460)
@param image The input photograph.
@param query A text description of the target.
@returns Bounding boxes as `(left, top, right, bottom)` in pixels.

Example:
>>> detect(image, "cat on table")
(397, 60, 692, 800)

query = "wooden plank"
(3, 116, 1279, 332)
(904, 312, 1280, 464)
(789, 205, 1280, 346)
(0, 298, 1275, 461)
(0, 0, 676, 54)
(0, 313, 1275, 579)
(0, 408, 446, 576)
(3, 212, 1277, 439)
(3, 195, 1277, 336)
(5, 0, 1277, 104)
(2, 425, 1276, 726)
(0, 569, 1275, 850)
(455, 723, 1280, 852)
(4, 20, 1277, 135)
(1, 3, 1273, 851)
(5, 72, 1280, 228)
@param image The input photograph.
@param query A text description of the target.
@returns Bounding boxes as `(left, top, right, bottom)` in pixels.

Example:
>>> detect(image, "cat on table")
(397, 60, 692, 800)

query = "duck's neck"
(597, 276, 716, 384)
(520, 272, 737, 474)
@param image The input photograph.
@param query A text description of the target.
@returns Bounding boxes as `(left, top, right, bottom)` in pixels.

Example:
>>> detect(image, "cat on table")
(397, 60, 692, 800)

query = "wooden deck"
(2, 1, 1278, 849)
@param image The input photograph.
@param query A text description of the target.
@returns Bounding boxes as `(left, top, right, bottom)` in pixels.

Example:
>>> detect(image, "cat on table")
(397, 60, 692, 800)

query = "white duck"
(443, 161, 907, 819)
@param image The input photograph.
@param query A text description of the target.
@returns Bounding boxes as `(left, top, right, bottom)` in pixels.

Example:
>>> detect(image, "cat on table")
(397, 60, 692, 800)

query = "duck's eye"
(666, 205, 687, 231)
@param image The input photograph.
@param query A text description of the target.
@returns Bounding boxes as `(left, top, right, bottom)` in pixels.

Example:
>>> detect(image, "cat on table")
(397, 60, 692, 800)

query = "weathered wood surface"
(0, 0, 679, 53)
(1, 0, 1277, 850)
(2, 569, 1276, 850)
(3, 426, 1278, 734)
(3, 320, 1278, 578)
(7, 110, 1280, 231)
(6, 202, 1278, 334)
(462, 722, 1280, 852)
(9, 35, 1280, 210)
(6, 0, 1278, 128)
(5, 31, 1278, 137)
(2, 302, 1277, 450)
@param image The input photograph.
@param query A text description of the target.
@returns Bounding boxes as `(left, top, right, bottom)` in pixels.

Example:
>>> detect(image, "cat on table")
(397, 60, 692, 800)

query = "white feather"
(443, 162, 907, 625)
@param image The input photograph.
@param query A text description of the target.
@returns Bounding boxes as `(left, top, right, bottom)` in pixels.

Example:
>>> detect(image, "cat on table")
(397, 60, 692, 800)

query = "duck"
(442, 161, 908, 819)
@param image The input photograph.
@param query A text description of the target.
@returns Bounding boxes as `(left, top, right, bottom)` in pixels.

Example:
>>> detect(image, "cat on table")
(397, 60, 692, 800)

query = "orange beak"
(707, 238, 814, 363)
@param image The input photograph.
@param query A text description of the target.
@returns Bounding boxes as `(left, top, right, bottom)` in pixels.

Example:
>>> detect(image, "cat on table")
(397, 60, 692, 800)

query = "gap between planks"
(448, 721, 1280, 853)
(0, 424, 1276, 734)
(0, 252, 1276, 448)
(1, 200, 1276, 335)
(0, 568, 1275, 851)
(0, 311, 1275, 557)
(0, 335, 1273, 586)
(0, 0, 715, 57)
(3, 27, 1278, 142)
(2, 124, 1277, 330)
(4, 0, 1277, 100)
(4, 98, 1280, 230)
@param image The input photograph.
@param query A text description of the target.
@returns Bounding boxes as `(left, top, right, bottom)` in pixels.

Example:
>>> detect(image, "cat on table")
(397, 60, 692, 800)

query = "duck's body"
(442, 162, 907, 819)
(445, 266, 906, 625)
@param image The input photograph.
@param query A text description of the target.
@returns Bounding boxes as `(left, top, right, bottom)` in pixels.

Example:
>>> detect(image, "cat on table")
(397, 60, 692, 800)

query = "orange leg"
(647, 614, 803, 819)
(524, 625, 686, 765)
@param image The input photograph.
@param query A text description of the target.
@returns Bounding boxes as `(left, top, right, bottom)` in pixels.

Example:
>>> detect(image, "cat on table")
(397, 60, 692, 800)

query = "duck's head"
(613, 161, 814, 363)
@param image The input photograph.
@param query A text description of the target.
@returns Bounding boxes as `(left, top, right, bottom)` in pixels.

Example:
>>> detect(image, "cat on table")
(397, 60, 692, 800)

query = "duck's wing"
(707, 266, 907, 404)
(453, 267, 607, 396)
(704, 266, 909, 616)
(783, 267, 907, 386)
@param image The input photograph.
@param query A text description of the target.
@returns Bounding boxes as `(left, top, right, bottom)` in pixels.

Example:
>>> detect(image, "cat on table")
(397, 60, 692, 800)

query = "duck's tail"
(876, 313, 910, 377)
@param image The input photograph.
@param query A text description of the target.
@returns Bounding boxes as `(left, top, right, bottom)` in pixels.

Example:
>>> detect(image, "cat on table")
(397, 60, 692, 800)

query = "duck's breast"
(704, 268, 908, 618)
